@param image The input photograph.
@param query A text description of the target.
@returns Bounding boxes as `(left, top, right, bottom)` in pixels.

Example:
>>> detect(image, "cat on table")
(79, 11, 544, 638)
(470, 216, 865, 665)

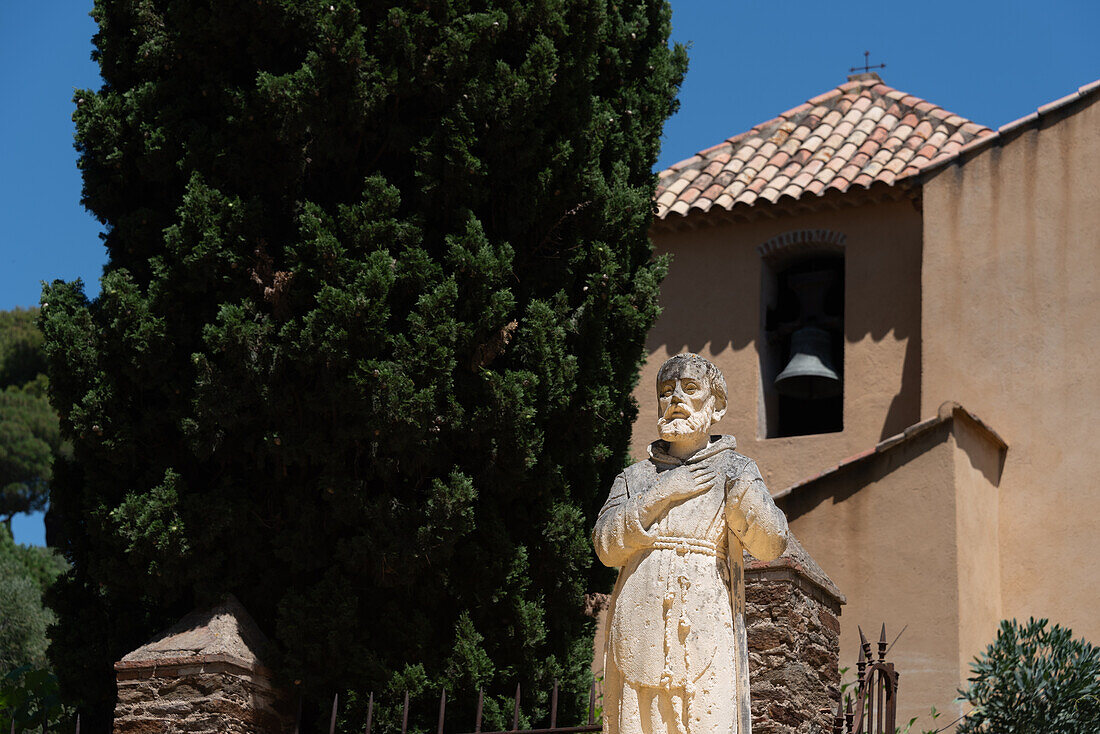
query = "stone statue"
(593, 354, 789, 734)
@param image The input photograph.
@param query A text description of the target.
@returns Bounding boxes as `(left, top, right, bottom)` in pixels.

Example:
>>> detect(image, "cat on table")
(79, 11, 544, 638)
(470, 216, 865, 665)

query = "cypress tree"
(44, 1, 685, 728)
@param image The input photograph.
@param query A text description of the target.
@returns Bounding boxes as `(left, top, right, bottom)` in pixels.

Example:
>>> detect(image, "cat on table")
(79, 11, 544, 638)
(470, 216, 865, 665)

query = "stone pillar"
(113, 595, 294, 734)
(745, 535, 845, 734)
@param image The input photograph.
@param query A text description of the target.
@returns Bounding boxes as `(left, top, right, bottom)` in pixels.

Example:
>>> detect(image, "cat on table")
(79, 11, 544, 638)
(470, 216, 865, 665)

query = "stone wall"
(114, 654, 292, 734)
(745, 537, 844, 734)
(112, 596, 294, 734)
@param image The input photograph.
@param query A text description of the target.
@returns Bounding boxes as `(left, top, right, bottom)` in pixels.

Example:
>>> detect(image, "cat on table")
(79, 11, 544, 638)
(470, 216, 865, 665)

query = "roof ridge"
(655, 77, 993, 221)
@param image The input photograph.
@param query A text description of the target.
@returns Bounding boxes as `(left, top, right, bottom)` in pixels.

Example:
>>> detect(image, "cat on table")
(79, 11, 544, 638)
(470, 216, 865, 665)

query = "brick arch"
(756, 229, 846, 260)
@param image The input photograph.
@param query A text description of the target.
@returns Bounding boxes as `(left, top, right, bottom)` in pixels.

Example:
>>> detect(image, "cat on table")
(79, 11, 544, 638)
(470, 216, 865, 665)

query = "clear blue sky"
(3, 1, 1098, 545)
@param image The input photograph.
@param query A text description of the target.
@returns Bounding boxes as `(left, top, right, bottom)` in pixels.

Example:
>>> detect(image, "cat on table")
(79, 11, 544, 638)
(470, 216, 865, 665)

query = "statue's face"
(656, 362, 716, 443)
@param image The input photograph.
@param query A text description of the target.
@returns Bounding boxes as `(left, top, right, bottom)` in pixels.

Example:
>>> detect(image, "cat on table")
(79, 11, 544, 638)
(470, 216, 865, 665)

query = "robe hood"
(648, 434, 737, 467)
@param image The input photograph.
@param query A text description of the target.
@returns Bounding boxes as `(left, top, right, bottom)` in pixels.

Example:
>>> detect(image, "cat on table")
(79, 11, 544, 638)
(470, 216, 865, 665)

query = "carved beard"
(656, 400, 714, 443)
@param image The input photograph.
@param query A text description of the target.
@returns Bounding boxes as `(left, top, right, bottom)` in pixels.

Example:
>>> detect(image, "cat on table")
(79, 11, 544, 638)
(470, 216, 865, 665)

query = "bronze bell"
(775, 326, 841, 399)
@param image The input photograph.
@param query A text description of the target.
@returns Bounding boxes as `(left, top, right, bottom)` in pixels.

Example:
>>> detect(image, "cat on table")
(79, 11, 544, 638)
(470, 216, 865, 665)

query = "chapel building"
(634, 71, 1100, 725)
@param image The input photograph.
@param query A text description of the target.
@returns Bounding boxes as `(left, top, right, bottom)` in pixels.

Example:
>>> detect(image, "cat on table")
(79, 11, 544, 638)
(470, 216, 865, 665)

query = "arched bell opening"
(759, 236, 845, 438)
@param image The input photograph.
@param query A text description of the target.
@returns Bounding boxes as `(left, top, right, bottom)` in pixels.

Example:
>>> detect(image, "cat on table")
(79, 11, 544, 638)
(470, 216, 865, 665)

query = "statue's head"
(655, 353, 728, 444)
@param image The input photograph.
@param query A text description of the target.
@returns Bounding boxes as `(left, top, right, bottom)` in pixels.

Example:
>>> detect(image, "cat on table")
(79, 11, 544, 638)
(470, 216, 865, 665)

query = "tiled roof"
(655, 73, 994, 220)
(920, 77, 1100, 178)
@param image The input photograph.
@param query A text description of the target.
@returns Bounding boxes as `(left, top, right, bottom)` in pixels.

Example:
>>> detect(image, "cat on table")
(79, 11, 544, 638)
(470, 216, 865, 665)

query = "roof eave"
(651, 178, 918, 233)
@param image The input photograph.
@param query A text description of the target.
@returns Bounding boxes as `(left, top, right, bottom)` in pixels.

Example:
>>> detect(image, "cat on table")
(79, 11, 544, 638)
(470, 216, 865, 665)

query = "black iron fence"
(831, 625, 898, 734)
(300, 681, 602, 734)
(8, 626, 912, 733)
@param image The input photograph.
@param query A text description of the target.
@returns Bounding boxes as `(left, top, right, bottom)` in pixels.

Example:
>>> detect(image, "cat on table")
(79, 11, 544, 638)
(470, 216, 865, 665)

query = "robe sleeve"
(592, 472, 655, 568)
(726, 459, 789, 562)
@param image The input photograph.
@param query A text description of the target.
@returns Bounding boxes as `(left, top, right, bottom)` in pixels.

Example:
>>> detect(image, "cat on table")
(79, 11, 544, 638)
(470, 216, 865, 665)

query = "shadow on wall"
(779, 421, 948, 525)
(879, 334, 920, 441)
(647, 202, 924, 439)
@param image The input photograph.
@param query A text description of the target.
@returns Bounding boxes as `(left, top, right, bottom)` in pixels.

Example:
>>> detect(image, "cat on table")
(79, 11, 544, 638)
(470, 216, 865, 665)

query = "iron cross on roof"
(850, 51, 886, 74)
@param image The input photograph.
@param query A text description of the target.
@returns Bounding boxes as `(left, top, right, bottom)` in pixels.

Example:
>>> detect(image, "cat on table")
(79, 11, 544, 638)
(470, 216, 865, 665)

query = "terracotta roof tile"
(702, 183, 725, 200)
(854, 117, 878, 136)
(791, 171, 815, 189)
(781, 183, 803, 199)
(702, 160, 724, 177)
(656, 73, 992, 218)
(769, 173, 793, 191)
(680, 186, 702, 205)
(816, 166, 839, 186)
(863, 160, 885, 178)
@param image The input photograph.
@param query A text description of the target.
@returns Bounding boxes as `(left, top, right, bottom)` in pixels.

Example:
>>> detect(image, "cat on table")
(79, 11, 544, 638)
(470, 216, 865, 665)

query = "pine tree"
(44, 1, 685, 728)
(0, 308, 62, 528)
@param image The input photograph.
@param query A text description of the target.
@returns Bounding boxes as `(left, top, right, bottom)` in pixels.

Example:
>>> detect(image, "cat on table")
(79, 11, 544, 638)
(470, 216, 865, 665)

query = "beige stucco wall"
(952, 412, 1003, 693)
(778, 423, 960, 728)
(635, 199, 923, 493)
(777, 416, 1002, 729)
(921, 93, 1100, 650)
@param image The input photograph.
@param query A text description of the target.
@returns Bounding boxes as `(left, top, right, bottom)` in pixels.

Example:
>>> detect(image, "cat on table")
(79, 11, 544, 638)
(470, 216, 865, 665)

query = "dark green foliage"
(46, 0, 685, 729)
(0, 525, 68, 675)
(0, 665, 71, 733)
(0, 309, 63, 526)
(957, 618, 1100, 733)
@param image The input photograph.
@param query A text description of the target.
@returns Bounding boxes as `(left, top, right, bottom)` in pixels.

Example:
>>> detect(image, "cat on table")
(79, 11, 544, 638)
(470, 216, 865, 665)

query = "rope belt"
(652, 535, 725, 559)
(652, 534, 727, 734)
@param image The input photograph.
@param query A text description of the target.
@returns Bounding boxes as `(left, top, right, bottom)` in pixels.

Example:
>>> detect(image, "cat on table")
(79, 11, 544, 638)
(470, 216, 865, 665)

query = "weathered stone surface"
(745, 537, 844, 734)
(112, 596, 294, 734)
(593, 354, 791, 734)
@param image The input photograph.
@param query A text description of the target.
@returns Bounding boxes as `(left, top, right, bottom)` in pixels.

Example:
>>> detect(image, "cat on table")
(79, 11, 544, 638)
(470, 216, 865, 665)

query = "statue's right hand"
(639, 465, 717, 526)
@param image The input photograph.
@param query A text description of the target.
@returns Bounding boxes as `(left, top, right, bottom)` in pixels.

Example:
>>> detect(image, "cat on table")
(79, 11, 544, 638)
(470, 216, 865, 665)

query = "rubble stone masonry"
(113, 653, 292, 734)
(745, 537, 844, 734)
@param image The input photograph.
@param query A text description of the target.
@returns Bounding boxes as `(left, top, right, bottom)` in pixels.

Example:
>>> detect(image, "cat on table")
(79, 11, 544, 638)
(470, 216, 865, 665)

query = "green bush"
(0, 665, 70, 733)
(957, 618, 1100, 733)
(0, 526, 66, 676)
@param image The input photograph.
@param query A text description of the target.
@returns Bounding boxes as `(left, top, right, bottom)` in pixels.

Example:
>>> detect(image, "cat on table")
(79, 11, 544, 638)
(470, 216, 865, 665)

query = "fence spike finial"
(401, 691, 410, 734)
(75, 714, 80, 734)
(857, 637, 867, 680)
(475, 687, 484, 733)
(858, 625, 872, 664)
(878, 623, 888, 661)
(329, 693, 339, 734)
(365, 691, 374, 734)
